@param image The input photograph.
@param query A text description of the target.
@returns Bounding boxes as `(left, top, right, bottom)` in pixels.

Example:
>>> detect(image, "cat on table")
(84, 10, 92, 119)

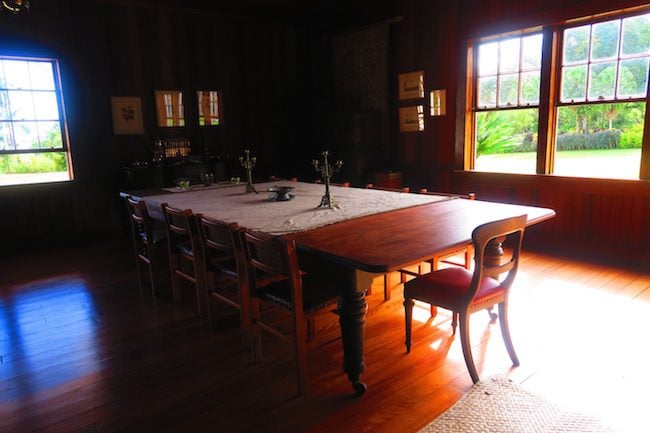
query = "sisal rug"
(419, 376, 622, 433)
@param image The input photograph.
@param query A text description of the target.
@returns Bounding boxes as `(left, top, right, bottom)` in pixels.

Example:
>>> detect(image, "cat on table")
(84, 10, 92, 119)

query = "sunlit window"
(474, 33, 543, 174)
(467, 9, 650, 180)
(555, 14, 649, 179)
(0, 56, 72, 186)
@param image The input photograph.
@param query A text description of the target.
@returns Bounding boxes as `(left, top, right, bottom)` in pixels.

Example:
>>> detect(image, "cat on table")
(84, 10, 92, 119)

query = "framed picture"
(111, 96, 144, 135)
(399, 106, 424, 132)
(398, 71, 424, 100)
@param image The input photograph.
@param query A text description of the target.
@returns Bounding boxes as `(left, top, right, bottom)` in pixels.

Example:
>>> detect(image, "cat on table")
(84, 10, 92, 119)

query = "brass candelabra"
(239, 149, 258, 194)
(312, 150, 343, 208)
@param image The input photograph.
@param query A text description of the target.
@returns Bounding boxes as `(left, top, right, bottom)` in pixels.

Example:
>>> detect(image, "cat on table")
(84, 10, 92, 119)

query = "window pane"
(478, 42, 498, 76)
(0, 91, 10, 120)
(621, 14, 650, 57)
(478, 76, 497, 107)
(32, 92, 59, 120)
(522, 34, 543, 69)
(554, 102, 645, 179)
(28, 62, 56, 91)
(618, 58, 649, 97)
(475, 108, 538, 174)
(8, 90, 35, 120)
(0, 151, 69, 185)
(588, 62, 617, 100)
(563, 25, 590, 64)
(561, 65, 588, 101)
(13, 121, 39, 149)
(521, 71, 540, 104)
(2, 60, 31, 90)
(591, 20, 620, 61)
(0, 121, 14, 150)
(498, 74, 519, 106)
(499, 38, 520, 73)
(37, 121, 63, 149)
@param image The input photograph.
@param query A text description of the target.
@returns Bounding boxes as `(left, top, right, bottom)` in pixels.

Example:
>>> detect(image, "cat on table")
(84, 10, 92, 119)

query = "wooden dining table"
(123, 181, 556, 395)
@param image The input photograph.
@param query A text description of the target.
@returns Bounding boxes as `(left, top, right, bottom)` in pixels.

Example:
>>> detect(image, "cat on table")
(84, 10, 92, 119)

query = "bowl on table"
(267, 186, 294, 201)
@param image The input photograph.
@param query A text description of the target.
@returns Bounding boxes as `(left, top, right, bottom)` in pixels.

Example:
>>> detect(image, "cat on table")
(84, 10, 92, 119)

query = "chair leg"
(459, 312, 480, 383)
(451, 312, 458, 335)
(292, 309, 309, 395)
(404, 298, 414, 353)
(383, 274, 391, 300)
(306, 317, 316, 342)
(146, 259, 157, 305)
(487, 307, 498, 321)
(498, 302, 520, 366)
(250, 299, 262, 364)
(205, 271, 217, 328)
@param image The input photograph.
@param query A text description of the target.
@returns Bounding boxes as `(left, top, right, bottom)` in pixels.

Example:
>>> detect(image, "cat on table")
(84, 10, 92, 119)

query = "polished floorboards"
(1, 239, 649, 433)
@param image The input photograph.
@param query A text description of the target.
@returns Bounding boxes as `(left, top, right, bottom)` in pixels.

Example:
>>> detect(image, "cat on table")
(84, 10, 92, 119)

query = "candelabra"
(312, 150, 343, 208)
(239, 149, 258, 194)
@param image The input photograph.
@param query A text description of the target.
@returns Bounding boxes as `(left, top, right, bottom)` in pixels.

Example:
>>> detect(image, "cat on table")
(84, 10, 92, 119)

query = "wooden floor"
(1, 239, 649, 433)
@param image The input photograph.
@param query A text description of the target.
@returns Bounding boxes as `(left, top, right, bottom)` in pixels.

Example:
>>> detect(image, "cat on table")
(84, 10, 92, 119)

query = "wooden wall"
(389, 0, 650, 265)
(0, 0, 307, 252)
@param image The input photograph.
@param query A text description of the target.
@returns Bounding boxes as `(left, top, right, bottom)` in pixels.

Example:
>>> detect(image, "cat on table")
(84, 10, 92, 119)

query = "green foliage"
(619, 123, 644, 149)
(475, 112, 519, 156)
(556, 130, 621, 151)
(0, 152, 67, 174)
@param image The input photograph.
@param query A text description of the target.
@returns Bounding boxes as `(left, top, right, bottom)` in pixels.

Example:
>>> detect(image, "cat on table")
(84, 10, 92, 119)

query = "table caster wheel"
(353, 381, 367, 396)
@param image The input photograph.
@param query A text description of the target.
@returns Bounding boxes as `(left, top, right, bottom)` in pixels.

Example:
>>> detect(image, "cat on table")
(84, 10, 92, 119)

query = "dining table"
(123, 180, 556, 395)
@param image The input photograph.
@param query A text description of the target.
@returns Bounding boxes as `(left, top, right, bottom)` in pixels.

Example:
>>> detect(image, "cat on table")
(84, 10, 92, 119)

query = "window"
(473, 33, 543, 174)
(466, 9, 650, 180)
(0, 56, 72, 186)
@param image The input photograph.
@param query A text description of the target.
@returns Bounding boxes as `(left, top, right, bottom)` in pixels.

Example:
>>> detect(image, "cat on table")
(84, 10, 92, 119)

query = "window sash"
(466, 8, 650, 180)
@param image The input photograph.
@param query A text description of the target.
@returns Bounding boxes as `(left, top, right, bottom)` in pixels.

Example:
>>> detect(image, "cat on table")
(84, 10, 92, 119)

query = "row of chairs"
(124, 195, 339, 394)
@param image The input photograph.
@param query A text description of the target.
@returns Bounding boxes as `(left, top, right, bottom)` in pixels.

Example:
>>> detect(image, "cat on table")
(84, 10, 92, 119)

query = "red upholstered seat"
(404, 267, 504, 312)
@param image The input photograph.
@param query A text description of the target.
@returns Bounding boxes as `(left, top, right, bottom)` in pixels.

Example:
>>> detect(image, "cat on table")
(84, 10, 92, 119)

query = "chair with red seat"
(403, 214, 527, 383)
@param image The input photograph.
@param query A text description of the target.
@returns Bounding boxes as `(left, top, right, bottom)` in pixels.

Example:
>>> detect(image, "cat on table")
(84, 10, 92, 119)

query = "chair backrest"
(125, 195, 154, 242)
(418, 189, 476, 200)
(161, 203, 201, 255)
(196, 215, 240, 272)
(466, 214, 527, 303)
(239, 229, 303, 311)
(366, 184, 410, 193)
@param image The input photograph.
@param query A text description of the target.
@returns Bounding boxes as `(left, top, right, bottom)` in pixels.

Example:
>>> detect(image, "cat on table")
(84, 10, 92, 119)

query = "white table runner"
(143, 181, 454, 235)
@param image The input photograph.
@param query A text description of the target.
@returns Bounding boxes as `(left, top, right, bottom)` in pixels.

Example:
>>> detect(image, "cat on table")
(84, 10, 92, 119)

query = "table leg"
(338, 269, 368, 395)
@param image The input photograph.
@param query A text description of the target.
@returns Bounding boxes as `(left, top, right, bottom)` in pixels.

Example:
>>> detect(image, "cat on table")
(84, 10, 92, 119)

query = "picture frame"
(111, 96, 144, 135)
(398, 71, 424, 100)
(399, 106, 424, 132)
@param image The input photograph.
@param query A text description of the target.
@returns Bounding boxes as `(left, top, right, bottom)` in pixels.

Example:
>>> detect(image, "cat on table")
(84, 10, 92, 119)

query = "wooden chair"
(124, 195, 168, 301)
(196, 215, 250, 347)
(403, 214, 527, 383)
(239, 228, 340, 394)
(161, 203, 206, 316)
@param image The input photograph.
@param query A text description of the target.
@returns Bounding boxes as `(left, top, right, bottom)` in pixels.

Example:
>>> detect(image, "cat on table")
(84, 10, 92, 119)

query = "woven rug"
(419, 376, 622, 433)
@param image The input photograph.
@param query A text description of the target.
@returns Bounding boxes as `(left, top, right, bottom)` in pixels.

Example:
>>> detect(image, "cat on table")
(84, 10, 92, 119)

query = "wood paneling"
(0, 0, 305, 252)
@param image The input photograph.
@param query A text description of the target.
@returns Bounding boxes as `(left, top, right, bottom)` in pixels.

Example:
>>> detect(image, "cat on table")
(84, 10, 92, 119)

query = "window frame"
(0, 55, 73, 185)
(464, 7, 650, 180)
